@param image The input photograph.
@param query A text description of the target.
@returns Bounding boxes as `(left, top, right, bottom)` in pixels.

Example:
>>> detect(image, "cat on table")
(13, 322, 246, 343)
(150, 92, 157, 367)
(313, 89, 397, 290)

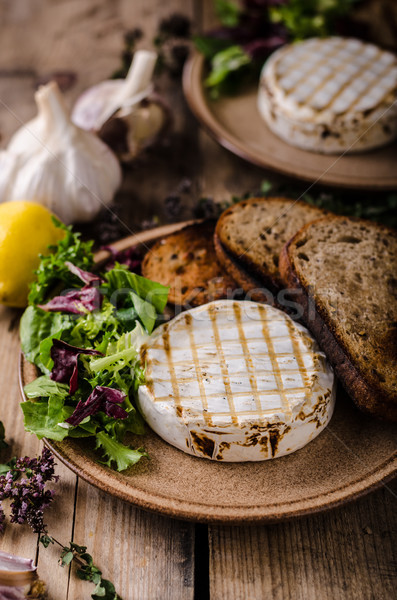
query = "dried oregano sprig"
(0, 424, 120, 600)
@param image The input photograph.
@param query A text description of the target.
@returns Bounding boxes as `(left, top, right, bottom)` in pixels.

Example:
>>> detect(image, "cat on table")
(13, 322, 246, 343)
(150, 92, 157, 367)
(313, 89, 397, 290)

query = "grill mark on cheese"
(285, 318, 310, 390)
(160, 323, 182, 414)
(147, 367, 311, 382)
(149, 350, 317, 367)
(257, 304, 292, 418)
(233, 303, 265, 420)
(147, 334, 296, 350)
(184, 312, 213, 427)
(326, 49, 383, 113)
(208, 303, 238, 425)
(293, 43, 366, 109)
(150, 387, 310, 403)
(342, 59, 395, 114)
(275, 39, 392, 114)
(279, 40, 343, 84)
(140, 345, 154, 398)
(278, 38, 347, 96)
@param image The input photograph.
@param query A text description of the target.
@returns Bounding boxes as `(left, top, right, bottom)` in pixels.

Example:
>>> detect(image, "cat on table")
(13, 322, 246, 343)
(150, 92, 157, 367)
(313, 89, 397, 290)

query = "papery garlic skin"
(72, 50, 168, 162)
(0, 82, 122, 224)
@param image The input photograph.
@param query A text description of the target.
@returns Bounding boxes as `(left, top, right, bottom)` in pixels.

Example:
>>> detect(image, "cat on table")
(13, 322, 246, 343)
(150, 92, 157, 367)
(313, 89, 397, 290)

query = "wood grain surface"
(0, 1, 396, 599)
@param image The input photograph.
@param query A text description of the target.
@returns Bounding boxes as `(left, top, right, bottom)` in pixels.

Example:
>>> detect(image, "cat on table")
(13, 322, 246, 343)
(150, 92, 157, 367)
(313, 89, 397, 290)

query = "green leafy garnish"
(214, 0, 241, 27)
(270, 0, 359, 41)
(28, 218, 94, 305)
(20, 222, 169, 472)
(21, 397, 73, 441)
(204, 45, 251, 90)
(95, 431, 147, 472)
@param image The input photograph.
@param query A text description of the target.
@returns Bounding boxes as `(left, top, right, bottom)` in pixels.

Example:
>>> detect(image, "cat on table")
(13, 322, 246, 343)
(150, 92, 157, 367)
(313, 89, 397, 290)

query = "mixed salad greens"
(20, 220, 169, 472)
(195, 0, 361, 97)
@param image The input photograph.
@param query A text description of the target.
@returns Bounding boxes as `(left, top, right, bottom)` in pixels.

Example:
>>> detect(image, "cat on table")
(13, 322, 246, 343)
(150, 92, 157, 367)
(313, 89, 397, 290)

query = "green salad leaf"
(20, 220, 169, 471)
(24, 376, 69, 399)
(95, 431, 148, 472)
(28, 219, 94, 305)
(20, 306, 72, 364)
(21, 397, 74, 441)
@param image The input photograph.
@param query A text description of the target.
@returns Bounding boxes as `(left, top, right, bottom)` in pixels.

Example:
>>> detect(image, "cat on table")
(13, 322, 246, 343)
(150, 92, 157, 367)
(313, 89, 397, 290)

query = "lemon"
(0, 201, 64, 308)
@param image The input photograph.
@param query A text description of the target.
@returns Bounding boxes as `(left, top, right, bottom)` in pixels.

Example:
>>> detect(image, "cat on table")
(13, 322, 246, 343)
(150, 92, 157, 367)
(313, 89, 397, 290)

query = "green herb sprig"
(0, 425, 120, 600)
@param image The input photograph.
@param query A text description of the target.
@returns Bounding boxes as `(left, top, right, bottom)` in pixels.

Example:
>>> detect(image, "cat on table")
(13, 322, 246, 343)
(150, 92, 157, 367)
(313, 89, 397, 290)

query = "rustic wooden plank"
(0, 307, 38, 561)
(36, 462, 77, 599)
(209, 480, 397, 600)
(0, 306, 76, 598)
(69, 481, 195, 600)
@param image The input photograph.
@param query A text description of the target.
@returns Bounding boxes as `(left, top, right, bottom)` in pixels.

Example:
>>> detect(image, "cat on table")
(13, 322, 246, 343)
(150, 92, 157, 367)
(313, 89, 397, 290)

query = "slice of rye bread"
(141, 221, 237, 307)
(214, 197, 327, 294)
(279, 215, 397, 422)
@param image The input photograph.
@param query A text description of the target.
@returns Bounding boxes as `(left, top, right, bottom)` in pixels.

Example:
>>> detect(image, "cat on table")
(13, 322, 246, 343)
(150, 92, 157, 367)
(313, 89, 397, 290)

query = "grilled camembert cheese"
(138, 300, 335, 461)
(258, 37, 397, 153)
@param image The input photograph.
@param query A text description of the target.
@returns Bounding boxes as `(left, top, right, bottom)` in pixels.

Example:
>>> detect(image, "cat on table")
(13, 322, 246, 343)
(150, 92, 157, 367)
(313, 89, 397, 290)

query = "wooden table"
(0, 1, 396, 598)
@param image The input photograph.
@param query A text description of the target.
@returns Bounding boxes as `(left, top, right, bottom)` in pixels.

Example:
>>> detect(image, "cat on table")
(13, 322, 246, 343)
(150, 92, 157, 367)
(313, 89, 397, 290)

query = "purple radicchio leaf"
(64, 261, 104, 285)
(38, 285, 102, 315)
(50, 339, 103, 394)
(65, 386, 127, 427)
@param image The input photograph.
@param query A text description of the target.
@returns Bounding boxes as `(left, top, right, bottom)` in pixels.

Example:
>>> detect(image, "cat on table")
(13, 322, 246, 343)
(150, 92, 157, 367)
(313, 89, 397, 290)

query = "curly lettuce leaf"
(95, 431, 147, 471)
(89, 322, 147, 375)
(28, 219, 94, 305)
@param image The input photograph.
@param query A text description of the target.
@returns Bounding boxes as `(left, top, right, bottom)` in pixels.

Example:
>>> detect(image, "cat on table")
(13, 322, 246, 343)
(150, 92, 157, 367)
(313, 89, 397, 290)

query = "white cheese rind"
(138, 300, 335, 462)
(258, 37, 397, 154)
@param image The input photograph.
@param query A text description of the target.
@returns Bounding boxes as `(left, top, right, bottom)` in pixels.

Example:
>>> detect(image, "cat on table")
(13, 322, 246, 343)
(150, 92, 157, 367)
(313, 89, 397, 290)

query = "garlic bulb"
(72, 50, 169, 161)
(0, 82, 122, 224)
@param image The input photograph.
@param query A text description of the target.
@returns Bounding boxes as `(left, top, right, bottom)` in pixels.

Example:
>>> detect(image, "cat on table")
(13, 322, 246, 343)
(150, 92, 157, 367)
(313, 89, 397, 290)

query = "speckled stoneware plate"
(183, 53, 397, 190)
(19, 224, 397, 524)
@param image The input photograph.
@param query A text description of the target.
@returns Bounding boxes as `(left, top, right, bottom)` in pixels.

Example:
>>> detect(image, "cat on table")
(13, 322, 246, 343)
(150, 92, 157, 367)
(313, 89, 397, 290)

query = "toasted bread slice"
(141, 221, 237, 307)
(213, 233, 271, 303)
(215, 197, 327, 292)
(279, 216, 397, 422)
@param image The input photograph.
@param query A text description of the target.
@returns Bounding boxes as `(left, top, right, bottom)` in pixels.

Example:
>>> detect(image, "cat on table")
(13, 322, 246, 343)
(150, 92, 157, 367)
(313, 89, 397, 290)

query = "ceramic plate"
(19, 224, 397, 524)
(183, 53, 397, 190)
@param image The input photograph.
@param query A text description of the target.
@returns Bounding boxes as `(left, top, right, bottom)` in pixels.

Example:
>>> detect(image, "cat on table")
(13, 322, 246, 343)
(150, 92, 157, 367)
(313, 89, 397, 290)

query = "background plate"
(19, 224, 397, 524)
(183, 53, 397, 190)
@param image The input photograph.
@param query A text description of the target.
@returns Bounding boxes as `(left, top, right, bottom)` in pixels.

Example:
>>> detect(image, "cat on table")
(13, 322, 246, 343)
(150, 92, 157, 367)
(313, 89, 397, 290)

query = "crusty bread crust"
(213, 233, 277, 303)
(279, 217, 397, 422)
(215, 197, 327, 290)
(142, 221, 237, 307)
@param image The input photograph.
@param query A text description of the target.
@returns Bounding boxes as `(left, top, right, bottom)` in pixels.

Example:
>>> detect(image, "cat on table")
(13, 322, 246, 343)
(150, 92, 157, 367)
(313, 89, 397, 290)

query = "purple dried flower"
(50, 339, 103, 394)
(0, 447, 58, 535)
(0, 506, 5, 534)
(66, 386, 127, 427)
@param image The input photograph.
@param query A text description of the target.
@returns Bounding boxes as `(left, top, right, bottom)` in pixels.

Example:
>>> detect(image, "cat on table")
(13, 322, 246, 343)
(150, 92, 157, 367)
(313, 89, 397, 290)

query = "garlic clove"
(0, 550, 37, 587)
(0, 82, 122, 224)
(72, 50, 157, 132)
(72, 50, 170, 162)
(99, 96, 169, 162)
